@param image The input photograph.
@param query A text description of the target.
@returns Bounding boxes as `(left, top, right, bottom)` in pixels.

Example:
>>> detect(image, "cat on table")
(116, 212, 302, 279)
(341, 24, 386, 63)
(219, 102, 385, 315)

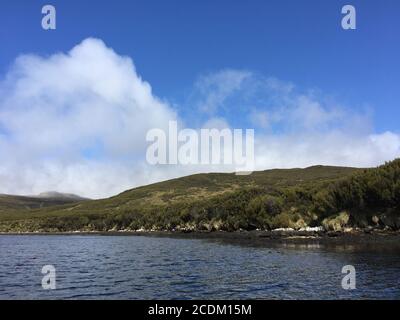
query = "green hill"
(0, 160, 399, 233)
(0, 192, 88, 212)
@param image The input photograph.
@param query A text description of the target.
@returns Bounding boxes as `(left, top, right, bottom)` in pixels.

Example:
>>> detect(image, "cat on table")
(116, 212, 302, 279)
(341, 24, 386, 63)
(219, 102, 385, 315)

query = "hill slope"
(36, 192, 88, 201)
(0, 165, 358, 231)
(0, 160, 399, 233)
(0, 192, 88, 212)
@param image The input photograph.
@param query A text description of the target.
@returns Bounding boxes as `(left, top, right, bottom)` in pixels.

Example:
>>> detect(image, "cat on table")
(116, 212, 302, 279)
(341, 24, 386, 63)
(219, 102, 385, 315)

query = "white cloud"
(189, 70, 400, 170)
(0, 39, 399, 199)
(194, 69, 251, 114)
(254, 131, 400, 169)
(248, 109, 269, 128)
(0, 38, 178, 198)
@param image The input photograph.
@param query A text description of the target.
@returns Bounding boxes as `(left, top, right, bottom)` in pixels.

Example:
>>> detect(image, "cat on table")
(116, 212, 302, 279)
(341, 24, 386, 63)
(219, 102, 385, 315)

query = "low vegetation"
(0, 159, 399, 233)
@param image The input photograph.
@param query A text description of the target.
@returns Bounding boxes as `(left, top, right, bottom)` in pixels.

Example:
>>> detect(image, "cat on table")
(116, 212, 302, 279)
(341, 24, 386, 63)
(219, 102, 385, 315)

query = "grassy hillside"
(0, 160, 398, 233)
(313, 159, 400, 230)
(0, 165, 357, 232)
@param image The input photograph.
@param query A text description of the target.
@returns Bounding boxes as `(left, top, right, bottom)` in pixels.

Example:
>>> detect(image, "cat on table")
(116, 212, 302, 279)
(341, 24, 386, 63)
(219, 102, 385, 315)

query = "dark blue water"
(0, 235, 399, 299)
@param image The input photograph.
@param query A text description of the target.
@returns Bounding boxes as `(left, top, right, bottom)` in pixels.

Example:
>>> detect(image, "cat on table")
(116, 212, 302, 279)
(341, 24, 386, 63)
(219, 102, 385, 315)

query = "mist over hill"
(36, 192, 89, 201)
(0, 192, 88, 213)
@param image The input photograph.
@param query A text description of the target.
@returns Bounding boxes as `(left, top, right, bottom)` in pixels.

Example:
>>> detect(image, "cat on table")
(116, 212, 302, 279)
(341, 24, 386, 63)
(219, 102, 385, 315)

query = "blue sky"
(0, 0, 399, 197)
(1, 0, 399, 131)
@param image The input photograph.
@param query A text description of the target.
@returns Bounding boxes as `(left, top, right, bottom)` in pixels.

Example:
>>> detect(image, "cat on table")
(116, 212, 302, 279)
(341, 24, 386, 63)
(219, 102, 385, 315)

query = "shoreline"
(1, 229, 400, 247)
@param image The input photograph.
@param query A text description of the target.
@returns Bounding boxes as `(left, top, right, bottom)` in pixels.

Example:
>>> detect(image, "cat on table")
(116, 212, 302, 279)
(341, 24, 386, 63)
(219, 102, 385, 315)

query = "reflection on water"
(282, 243, 322, 250)
(0, 235, 399, 299)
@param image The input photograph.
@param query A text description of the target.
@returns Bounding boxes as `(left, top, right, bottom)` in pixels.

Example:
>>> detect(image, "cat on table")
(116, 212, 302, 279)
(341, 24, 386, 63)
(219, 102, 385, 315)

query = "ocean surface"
(0, 234, 399, 299)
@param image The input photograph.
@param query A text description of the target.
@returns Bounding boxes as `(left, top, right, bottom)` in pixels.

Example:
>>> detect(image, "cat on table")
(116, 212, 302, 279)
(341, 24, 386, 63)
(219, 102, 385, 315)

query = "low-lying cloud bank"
(0, 38, 399, 198)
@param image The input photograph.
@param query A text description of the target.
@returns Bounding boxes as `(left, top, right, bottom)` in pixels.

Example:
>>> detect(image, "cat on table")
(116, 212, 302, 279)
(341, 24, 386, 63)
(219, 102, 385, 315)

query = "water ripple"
(0, 235, 400, 299)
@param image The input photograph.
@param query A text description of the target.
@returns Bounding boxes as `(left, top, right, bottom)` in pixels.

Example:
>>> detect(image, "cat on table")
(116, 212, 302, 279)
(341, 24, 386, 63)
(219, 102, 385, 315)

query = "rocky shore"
(1, 227, 400, 249)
